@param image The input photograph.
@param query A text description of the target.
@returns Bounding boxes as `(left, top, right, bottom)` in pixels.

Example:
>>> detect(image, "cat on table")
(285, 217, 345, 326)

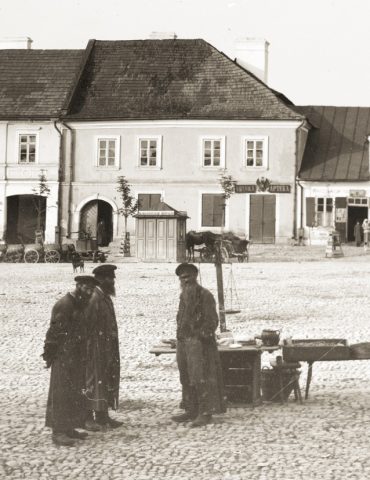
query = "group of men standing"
(43, 262, 226, 446)
(43, 264, 122, 446)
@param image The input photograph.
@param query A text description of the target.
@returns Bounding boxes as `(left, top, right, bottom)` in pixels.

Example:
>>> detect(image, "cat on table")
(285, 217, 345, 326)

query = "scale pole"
(215, 241, 227, 332)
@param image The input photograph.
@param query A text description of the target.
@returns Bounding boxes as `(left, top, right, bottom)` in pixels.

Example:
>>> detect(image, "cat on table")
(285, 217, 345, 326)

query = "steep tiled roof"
(0, 50, 84, 119)
(297, 106, 370, 181)
(67, 39, 303, 121)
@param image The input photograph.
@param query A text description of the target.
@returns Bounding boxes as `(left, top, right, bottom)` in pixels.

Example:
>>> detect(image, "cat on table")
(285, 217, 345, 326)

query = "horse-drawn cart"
(0, 241, 61, 263)
(186, 231, 249, 263)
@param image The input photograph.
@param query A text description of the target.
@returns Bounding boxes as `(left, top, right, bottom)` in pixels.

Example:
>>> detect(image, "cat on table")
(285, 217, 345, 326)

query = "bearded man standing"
(172, 263, 226, 427)
(43, 275, 98, 446)
(84, 264, 123, 431)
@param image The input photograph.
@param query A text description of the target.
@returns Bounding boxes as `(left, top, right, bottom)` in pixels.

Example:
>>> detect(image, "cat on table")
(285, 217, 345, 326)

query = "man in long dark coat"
(172, 263, 226, 427)
(43, 275, 98, 446)
(84, 264, 122, 431)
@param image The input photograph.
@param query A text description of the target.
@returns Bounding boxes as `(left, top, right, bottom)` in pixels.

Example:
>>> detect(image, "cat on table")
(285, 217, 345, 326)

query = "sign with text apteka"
(268, 185, 291, 193)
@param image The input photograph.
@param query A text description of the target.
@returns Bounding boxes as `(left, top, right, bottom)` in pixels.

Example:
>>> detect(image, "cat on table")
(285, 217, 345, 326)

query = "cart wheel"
(202, 247, 214, 263)
(24, 249, 39, 263)
(45, 249, 60, 263)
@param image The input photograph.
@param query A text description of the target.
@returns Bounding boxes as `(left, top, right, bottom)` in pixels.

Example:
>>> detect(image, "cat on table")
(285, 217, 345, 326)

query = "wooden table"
(150, 344, 280, 406)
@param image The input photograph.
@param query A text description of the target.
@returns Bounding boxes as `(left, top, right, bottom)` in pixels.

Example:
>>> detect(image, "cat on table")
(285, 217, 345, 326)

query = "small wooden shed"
(135, 202, 187, 262)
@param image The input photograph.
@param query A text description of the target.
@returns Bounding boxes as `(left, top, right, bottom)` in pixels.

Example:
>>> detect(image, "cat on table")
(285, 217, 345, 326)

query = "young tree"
(32, 170, 51, 241)
(219, 170, 236, 227)
(116, 176, 139, 256)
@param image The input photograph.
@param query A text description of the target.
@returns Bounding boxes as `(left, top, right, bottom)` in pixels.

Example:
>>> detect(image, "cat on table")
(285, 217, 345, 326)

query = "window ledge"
(137, 166, 162, 171)
(94, 166, 120, 171)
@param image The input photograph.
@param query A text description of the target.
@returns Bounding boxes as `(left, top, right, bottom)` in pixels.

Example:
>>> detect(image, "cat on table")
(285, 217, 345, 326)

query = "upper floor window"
(139, 136, 162, 169)
(96, 136, 120, 168)
(19, 134, 37, 163)
(243, 136, 268, 168)
(202, 137, 225, 168)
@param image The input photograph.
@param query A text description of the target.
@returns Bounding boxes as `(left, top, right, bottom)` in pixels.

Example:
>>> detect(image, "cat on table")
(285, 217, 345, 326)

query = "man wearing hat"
(42, 275, 98, 446)
(84, 264, 123, 431)
(172, 263, 226, 427)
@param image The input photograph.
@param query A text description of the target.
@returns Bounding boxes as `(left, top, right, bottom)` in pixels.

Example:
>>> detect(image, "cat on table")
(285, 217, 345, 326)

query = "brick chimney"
(149, 32, 177, 40)
(0, 37, 33, 49)
(235, 38, 269, 83)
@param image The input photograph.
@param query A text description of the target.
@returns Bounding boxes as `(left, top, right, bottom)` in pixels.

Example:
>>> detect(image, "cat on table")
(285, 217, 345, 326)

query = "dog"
(71, 252, 84, 273)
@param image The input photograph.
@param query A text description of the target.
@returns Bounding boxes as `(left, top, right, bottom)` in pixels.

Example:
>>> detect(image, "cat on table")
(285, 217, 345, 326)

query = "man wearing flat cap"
(84, 264, 123, 431)
(43, 275, 97, 446)
(172, 263, 226, 427)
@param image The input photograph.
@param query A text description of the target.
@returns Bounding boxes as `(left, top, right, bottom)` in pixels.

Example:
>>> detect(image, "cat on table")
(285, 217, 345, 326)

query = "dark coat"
(43, 293, 87, 432)
(85, 287, 120, 411)
(176, 284, 226, 415)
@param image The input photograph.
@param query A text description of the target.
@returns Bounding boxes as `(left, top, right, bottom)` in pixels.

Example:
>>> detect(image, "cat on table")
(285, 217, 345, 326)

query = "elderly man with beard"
(42, 275, 98, 446)
(84, 264, 123, 431)
(172, 263, 226, 427)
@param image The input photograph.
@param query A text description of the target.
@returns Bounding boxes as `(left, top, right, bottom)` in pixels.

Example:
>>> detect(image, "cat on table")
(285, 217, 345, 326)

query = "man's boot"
(67, 429, 89, 440)
(171, 411, 197, 423)
(52, 432, 76, 446)
(84, 411, 105, 432)
(106, 416, 124, 429)
(190, 414, 212, 428)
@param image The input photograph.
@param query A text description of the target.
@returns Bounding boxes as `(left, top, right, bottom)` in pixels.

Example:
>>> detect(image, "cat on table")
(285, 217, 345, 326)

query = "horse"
(185, 230, 220, 262)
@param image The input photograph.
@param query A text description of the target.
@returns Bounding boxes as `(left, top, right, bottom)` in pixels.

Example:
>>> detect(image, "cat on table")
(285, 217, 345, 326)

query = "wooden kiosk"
(135, 202, 187, 262)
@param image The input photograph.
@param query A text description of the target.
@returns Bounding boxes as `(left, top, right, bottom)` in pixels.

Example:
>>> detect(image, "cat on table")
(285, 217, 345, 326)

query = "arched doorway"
(6, 195, 46, 243)
(79, 200, 113, 246)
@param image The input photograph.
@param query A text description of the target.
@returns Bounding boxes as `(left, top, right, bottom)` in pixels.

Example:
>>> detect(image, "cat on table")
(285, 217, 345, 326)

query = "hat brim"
(175, 263, 198, 276)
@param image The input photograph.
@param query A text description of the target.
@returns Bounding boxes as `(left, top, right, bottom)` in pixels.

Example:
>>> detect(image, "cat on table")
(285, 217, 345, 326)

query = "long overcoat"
(44, 293, 86, 432)
(176, 284, 226, 415)
(85, 287, 120, 411)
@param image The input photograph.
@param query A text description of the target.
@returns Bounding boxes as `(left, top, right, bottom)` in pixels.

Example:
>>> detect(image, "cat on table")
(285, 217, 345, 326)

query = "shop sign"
(349, 189, 366, 197)
(268, 184, 291, 193)
(335, 208, 347, 223)
(235, 185, 257, 193)
(137, 211, 174, 216)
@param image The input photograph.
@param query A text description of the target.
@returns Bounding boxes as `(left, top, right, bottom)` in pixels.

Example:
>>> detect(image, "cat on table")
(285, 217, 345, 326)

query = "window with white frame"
(243, 136, 268, 168)
(19, 134, 37, 163)
(316, 197, 333, 227)
(96, 137, 119, 167)
(139, 137, 162, 168)
(202, 137, 225, 168)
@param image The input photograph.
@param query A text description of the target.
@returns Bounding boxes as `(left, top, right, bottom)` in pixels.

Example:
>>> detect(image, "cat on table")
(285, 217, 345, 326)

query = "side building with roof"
(297, 106, 370, 244)
(0, 38, 84, 244)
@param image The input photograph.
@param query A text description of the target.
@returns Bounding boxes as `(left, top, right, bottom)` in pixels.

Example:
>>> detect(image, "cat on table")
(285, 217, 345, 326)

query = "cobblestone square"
(1, 259, 370, 480)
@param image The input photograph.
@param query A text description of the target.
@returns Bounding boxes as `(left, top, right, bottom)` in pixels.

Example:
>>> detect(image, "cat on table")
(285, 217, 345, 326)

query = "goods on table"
(283, 339, 350, 362)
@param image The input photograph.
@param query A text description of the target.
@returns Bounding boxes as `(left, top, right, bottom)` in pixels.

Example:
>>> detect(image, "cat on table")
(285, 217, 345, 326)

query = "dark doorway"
(249, 194, 276, 243)
(79, 200, 113, 246)
(6, 195, 46, 243)
(347, 206, 368, 242)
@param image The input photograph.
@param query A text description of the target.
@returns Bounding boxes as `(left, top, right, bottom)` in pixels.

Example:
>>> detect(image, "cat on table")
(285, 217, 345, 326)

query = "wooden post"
(214, 241, 227, 332)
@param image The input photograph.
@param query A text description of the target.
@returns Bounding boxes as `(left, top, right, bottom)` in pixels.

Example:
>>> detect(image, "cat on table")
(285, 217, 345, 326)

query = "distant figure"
(363, 219, 370, 251)
(354, 221, 362, 247)
(97, 220, 106, 246)
(172, 263, 226, 427)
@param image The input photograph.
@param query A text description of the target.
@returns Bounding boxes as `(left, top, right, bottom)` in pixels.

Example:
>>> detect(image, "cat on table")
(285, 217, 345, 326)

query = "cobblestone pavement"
(1, 259, 370, 480)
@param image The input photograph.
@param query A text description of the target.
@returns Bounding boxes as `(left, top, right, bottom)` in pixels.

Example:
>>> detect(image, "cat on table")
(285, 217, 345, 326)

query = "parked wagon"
(23, 243, 61, 263)
(187, 231, 249, 263)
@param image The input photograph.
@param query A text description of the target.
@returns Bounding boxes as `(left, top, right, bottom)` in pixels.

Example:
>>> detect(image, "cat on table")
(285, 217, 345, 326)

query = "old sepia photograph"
(1, 0, 370, 479)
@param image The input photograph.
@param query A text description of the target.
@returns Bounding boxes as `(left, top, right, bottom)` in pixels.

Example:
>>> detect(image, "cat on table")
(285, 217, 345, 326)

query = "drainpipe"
(293, 120, 306, 239)
(61, 121, 74, 238)
(296, 178, 304, 229)
(53, 120, 62, 244)
(2, 122, 8, 241)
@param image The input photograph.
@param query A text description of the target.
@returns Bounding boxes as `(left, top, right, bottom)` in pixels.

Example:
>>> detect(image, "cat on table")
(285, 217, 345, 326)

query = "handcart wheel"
(24, 249, 39, 263)
(44, 249, 60, 263)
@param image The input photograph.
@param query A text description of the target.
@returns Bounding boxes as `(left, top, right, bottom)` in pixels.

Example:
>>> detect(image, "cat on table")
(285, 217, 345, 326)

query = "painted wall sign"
(235, 185, 257, 193)
(349, 189, 366, 197)
(268, 184, 291, 193)
(137, 210, 175, 216)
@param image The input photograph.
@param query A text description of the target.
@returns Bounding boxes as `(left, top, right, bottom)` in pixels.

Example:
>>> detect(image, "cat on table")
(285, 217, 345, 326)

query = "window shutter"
(138, 194, 149, 210)
(335, 197, 347, 208)
(202, 195, 214, 226)
(306, 197, 315, 226)
(149, 194, 161, 209)
(213, 195, 225, 227)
